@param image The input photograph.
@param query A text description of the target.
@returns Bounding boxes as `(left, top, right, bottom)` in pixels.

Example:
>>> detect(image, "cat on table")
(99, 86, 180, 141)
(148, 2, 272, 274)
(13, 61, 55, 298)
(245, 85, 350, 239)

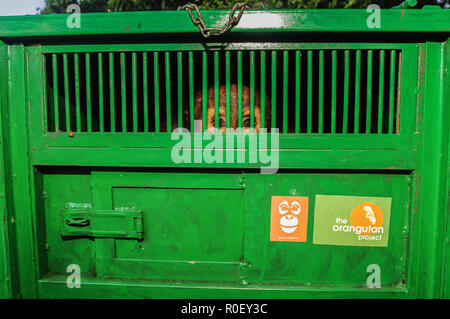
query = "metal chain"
(182, 2, 250, 38)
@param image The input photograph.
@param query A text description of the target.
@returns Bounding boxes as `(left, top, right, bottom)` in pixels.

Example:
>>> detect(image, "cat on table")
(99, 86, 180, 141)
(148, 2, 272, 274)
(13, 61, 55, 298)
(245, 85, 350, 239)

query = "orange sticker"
(270, 196, 309, 242)
(350, 202, 384, 236)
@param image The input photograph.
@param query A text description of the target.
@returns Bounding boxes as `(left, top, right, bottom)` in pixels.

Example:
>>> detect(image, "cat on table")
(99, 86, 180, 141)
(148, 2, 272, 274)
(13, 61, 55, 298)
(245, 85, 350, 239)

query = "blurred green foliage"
(39, 0, 448, 13)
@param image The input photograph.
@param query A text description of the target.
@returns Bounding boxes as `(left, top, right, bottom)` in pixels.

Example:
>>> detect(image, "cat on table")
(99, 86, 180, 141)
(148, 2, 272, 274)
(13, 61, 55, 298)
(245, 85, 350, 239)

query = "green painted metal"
(0, 10, 450, 37)
(0, 9, 448, 299)
(0, 41, 14, 298)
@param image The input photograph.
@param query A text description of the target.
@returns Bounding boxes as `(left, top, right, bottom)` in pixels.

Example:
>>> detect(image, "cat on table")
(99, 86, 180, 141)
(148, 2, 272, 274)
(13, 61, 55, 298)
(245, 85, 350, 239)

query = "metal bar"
(366, 49, 373, 134)
(271, 51, 277, 129)
(63, 53, 71, 131)
(85, 53, 92, 132)
(226, 51, 231, 130)
(354, 50, 361, 133)
(165, 51, 172, 132)
(238, 50, 243, 130)
(388, 50, 396, 134)
(51, 54, 60, 132)
(331, 50, 337, 134)
(260, 51, 266, 130)
(74, 53, 81, 132)
(395, 52, 402, 134)
(189, 51, 195, 133)
(178, 51, 183, 129)
(42, 55, 48, 132)
(250, 50, 255, 130)
(98, 53, 104, 132)
(120, 52, 127, 132)
(307, 50, 312, 133)
(295, 50, 300, 133)
(202, 51, 207, 131)
(109, 52, 115, 132)
(143, 52, 149, 132)
(318, 50, 324, 133)
(283, 50, 288, 133)
(154, 52, 160, 132)
(377, 50, 385, 134)
(343, 50, 350, 134)
(214, 51, 219, 129)
(132, 52, 138, 132)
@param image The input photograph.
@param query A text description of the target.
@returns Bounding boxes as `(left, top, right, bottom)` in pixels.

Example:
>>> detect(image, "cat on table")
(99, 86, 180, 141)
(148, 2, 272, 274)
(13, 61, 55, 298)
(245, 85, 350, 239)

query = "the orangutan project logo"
(270, 196, 309, 242)
(313, 195, 392, 247)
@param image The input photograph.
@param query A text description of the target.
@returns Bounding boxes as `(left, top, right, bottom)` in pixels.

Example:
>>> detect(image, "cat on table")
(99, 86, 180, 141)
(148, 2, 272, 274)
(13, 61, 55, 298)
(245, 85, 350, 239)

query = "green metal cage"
(0, 7, 449, 299)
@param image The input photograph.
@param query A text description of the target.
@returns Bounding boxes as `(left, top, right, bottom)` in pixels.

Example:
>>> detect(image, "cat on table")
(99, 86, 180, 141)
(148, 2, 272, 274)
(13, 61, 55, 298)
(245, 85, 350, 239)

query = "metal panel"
(0, 41, 13, 298)
(0, 9, 447, 300)
(1, 10, 450, 38)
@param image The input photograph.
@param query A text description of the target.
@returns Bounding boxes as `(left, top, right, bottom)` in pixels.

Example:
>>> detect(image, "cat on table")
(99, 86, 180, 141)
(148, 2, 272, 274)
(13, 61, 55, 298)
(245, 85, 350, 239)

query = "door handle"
(66, 217, 90, 227)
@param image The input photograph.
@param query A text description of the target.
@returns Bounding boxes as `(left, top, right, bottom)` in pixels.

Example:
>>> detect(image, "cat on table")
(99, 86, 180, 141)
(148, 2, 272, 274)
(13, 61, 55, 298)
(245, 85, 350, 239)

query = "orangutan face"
(195, 83, 267, 133)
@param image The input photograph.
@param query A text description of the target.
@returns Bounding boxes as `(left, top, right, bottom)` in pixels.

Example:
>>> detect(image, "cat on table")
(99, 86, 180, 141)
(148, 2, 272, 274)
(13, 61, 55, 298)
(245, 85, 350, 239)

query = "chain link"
(182, 2, 250, 38)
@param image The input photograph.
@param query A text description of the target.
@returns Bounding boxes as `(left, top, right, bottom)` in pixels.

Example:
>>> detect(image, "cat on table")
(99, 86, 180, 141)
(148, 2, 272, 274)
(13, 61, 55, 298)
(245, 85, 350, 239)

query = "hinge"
(61, 208, 144, 241)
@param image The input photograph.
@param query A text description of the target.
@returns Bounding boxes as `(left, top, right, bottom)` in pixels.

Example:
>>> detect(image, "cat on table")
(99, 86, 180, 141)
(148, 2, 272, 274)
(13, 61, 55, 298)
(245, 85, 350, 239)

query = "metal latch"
(61, 208, 144, 240)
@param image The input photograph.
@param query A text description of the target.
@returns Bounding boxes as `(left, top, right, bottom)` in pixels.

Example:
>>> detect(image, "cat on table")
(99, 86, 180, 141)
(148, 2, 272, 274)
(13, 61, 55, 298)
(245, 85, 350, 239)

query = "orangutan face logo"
(279, 200, 301, 234)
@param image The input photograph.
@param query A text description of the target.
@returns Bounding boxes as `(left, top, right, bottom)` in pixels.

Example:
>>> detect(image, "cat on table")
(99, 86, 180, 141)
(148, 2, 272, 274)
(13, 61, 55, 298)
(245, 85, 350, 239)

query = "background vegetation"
(39, 0, 449, 13)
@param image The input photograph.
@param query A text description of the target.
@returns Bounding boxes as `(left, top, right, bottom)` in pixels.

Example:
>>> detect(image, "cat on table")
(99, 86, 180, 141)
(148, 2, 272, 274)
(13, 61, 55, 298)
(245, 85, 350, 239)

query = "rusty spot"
(385, 166, 396, 170)
(68, 130, 74, 138)
(122, 26, 130, 32)
(401, 10, 405, 20)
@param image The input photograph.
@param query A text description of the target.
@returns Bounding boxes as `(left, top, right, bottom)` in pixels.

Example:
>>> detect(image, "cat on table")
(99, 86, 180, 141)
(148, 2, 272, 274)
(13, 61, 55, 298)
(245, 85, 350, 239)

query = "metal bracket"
(61, 208, 144, 240)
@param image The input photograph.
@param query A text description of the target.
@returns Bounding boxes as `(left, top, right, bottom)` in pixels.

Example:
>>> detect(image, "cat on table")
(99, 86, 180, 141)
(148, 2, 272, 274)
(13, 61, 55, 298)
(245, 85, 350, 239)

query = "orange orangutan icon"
(270, 196, 308, 242)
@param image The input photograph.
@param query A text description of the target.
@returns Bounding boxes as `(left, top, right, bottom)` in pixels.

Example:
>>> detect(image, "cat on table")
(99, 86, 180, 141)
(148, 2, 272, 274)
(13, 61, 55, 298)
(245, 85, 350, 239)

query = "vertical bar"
(388, 50, 397, 134)
(98, 53, 104, 132)
(165, 51, 171, 132)
(143, 52, 149, 132)
(74, 53, 81, 132)
(51, 54, 60, 132)
(260, 51, 266, 130)
(282, 50, 288, 133)
(63, 53, 71, 131)
(202, 51, 207, 131)
(331, 50, 337, 134)
(177, 51, 183, 129)
(132, 52, 138, 132)
(395, 52, 402, 134)
(343, 50, 350, 134)
(377, 50, 385, 134)
(366, 50, 373, 133)
(354, 50, 361, 133)
(318, 50, 324, 133)
(295, 51, 300, 133)
(214, 51, 219, 129)
(238, 50, 243, 130)
(189, 51, 195, 133)
(225, 51, 231, 130)
(85, 53, 92, 132)
(109, 52, 115, 132)
(120, 52, 127, 132)
(43, 55, 48, 132)
(271, 51, 277, 129)
(307, 50, 312, 133)
(154, 52, 160, 132)
(250, 50, 255, 130)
